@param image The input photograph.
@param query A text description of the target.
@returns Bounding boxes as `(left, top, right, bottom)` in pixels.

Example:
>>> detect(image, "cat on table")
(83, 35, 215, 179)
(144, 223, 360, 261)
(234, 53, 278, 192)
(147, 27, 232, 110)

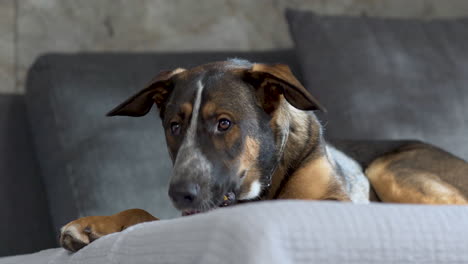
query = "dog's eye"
(217, 118, 232, 132)
(170, 122, 181, 135)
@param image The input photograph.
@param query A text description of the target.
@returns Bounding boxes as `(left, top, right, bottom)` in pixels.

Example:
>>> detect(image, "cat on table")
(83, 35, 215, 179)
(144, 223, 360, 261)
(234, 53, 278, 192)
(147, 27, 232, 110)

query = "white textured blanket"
(2, 201, 468, 264)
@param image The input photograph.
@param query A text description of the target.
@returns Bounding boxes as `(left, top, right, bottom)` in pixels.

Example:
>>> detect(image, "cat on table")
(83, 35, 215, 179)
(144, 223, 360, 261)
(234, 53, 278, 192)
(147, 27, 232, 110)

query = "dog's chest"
(327, 145, 370, 203)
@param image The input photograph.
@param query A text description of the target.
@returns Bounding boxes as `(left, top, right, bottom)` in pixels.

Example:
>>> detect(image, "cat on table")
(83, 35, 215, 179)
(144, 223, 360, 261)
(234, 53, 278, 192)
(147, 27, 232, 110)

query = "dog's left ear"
(244, 63, 326, 112)
(107, 68, 185, 117)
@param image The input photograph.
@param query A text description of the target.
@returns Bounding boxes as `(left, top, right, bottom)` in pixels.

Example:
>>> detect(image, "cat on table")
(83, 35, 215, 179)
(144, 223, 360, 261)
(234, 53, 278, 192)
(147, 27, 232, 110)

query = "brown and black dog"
(60, 59, 468, 252)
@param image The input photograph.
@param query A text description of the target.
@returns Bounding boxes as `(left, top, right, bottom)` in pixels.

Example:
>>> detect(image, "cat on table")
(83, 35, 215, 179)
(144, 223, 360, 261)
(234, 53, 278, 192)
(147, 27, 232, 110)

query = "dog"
(59, 59, 468, 252)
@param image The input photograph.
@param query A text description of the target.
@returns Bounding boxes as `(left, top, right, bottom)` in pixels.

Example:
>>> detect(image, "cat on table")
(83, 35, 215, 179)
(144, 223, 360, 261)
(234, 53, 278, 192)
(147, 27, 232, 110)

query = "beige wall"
(1, 0, 468, 93)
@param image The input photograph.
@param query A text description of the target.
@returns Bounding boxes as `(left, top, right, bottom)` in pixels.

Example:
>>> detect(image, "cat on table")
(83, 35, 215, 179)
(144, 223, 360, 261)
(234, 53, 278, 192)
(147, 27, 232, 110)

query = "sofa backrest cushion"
(286, 10, 468, 160)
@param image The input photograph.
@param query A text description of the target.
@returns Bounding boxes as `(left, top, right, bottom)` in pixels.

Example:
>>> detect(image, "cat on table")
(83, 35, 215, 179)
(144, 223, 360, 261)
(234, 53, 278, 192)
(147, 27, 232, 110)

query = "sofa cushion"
(25, 51, 302, 235)
(0, 95, 55, 256)
(2, 201, 468, 263)
(286, 10, 468, 160)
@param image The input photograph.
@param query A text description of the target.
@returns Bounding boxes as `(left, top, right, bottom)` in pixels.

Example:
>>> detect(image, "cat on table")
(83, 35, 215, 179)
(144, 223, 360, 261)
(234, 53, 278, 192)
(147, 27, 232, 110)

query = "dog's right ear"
(240, 63, 325, 114)
(107, 68, 185, 117)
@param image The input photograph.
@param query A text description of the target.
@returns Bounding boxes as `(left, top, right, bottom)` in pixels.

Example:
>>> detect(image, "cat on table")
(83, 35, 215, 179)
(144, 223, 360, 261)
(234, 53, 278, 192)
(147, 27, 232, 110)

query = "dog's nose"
(168, 182, 200, 208)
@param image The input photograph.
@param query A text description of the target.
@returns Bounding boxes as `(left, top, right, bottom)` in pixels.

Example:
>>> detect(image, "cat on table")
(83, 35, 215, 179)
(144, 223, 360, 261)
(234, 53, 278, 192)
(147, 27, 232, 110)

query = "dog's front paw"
(59, 215, 120, 252)
(59, 209, 158, 252)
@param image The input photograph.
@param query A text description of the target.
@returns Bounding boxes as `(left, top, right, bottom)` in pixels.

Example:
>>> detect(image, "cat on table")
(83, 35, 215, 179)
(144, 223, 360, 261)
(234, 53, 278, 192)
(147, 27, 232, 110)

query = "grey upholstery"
(24, 51, 302, 237)
(286, 10, 468, 161)
(0, 95, 55, 256)
(2, 201, 468, 264)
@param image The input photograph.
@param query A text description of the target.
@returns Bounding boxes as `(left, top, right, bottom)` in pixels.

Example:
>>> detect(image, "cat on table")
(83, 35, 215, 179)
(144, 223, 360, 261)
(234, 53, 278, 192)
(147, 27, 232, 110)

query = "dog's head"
(108, 59, 324, 215)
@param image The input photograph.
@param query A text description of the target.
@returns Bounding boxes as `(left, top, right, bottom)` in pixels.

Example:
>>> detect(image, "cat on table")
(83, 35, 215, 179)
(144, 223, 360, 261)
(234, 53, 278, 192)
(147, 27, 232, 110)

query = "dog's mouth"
(182, 191, 236, 216)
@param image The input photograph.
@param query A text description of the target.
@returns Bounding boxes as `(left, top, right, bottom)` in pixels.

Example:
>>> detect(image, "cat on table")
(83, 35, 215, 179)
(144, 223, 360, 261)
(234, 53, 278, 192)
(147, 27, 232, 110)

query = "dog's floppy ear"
(244, 63, 325, 112)
(107, 68, 185, 117)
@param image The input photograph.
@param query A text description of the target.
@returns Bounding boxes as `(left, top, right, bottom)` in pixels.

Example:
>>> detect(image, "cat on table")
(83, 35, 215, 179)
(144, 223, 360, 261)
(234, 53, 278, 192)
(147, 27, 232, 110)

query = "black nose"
(169, 182, 200, 208)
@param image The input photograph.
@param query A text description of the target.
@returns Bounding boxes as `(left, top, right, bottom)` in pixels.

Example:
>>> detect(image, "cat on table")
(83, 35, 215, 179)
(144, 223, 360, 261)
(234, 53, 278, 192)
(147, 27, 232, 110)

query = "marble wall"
(1, 0, 468, 93)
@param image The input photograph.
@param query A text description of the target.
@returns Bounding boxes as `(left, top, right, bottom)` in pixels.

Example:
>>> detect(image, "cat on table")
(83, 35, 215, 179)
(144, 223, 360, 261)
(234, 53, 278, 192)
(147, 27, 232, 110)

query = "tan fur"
(278, 156, 338, 200)
(181, 102, 193, 118)
(202, 101, 217, 120)
(238, 136, 262, 198)
(60, 209, 157, 252)
(366, 146, 468, 205)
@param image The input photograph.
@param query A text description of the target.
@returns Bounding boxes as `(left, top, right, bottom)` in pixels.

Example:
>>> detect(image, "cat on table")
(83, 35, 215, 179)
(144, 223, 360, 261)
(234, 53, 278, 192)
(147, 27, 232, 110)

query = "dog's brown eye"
(217, 118, 232, 132)
(170, 122, 181, 135)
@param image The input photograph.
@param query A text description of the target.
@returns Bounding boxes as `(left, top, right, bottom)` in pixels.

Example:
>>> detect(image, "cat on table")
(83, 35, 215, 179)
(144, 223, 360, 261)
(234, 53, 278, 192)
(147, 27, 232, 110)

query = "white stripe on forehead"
(186, 80, 204, 144)
(173, 80, 206, 168)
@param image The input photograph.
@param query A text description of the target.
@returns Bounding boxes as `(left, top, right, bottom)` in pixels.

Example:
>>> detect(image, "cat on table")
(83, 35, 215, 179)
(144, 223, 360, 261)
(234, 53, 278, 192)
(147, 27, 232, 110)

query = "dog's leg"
(365, 143, 468, 204)
(60, 209, 158, 252)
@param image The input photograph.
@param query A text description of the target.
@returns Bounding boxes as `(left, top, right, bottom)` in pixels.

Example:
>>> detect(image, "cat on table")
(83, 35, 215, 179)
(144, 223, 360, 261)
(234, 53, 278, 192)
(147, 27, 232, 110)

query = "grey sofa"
(1, 11, 468, 263)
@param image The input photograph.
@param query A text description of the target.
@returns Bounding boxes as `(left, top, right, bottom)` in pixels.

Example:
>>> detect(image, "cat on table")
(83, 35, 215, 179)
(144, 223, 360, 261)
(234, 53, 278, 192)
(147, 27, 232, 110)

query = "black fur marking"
(290, 122, 297, 134)
(256, 110, 277, 188)
(298, 115, 323, 167)
(272, 166, 296, 199)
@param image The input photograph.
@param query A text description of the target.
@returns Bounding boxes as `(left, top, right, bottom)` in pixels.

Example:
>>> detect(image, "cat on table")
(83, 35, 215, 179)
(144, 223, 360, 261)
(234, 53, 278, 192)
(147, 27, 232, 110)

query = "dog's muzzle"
(168, 182, 201, 210)
(177, 191, 237, 216)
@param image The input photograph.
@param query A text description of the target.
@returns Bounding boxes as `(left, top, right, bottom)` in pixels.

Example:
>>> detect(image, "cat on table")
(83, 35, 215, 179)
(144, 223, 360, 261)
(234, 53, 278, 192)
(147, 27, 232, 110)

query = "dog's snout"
(169, 182, 200, 208)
